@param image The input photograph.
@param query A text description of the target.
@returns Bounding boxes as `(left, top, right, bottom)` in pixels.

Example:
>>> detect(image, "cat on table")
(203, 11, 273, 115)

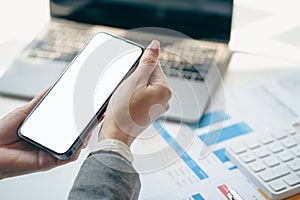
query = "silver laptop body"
(0, 0, 233, 123)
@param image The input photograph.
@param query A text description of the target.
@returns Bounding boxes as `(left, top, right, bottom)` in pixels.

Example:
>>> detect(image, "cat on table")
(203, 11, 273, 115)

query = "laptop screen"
(50, 0, 233, 42)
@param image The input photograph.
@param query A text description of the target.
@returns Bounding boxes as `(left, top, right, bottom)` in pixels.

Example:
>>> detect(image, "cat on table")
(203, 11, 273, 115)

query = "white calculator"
(226, 124, 300, 200)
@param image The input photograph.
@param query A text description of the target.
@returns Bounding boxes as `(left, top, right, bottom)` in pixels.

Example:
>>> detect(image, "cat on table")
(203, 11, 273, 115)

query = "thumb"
(133, 40, 160, 84)
(148, 61, 170, 87)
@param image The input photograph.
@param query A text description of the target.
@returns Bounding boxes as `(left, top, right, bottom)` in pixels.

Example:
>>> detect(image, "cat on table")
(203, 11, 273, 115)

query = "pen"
(226, 190, 234, 200)
(227, 187, 243, 200)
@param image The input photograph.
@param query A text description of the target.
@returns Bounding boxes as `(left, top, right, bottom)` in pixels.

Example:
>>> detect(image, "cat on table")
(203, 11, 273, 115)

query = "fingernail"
(149, 40, 160, 50)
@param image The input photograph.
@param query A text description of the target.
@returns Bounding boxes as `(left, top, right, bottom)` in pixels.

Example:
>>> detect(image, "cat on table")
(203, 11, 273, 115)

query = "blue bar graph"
(214, 148, 238, 171)
(153, 121, 209, 180)
(187, 110, 230, 130)
(192, 193, 205, 200)
(213, 148, 229, 163)
(229, 166, 238, 171)
(198, 122, 252, 145)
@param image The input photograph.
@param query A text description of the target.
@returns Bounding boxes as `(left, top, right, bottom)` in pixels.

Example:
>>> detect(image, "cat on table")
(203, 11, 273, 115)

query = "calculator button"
(240, 152, 256, 163)
(259, 135, 274, 145)
(249, 161, 266, 173)
(287, 159, 300, 171)
(269, 180, 287, 192)
(284, 174, 300, 186)
(263, 156, 280, 167)
(291, 147, 300, 157)
(254, 147, 270, 158)
(281, 138, 297, 148)
(230, 144, 247, 154)
(277, 152, 294, 162)
(285, 127, 297, 135)
(272, 132, 288, 140)
(244, 139, 260, 150)
(292, 121, 300, 128)
(294, 133, 300, 143)
(293, 121, 300, 133)
(259, 166, 290, 182)
(268, 143, 284, 153)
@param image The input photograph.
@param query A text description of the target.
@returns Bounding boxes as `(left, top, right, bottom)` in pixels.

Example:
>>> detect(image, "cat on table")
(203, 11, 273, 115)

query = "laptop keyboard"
(24, 27, 94, 63)
(24, 25, 218, 82)
(159, 46, 215, 82)
(126, 37, 217, 82)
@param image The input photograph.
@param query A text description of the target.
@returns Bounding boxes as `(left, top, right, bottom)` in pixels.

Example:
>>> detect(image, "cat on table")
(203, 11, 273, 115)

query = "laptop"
(0, 0, 233, 123)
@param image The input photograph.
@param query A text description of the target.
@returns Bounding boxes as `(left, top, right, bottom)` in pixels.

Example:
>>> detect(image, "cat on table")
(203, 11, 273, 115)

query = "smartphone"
(18, 32, 144, 159)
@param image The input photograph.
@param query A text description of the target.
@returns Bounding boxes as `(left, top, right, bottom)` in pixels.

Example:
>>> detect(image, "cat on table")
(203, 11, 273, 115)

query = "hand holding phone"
(18, 32, 144, 159)
(0, 87, 89, 179)
(0, 38, 171, 180)
(99, 40, 171, 146)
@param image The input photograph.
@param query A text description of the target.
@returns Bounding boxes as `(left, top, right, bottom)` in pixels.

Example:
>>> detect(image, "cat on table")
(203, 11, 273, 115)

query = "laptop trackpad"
(0, 59, 66, 99)
(162, 77, 209, 123)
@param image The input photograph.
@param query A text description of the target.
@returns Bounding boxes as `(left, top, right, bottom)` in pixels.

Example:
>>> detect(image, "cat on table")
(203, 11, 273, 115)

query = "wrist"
(98, 122, 135, 147)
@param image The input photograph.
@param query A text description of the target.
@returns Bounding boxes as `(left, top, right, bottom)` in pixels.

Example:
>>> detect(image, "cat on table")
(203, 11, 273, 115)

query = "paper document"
(131, 70, 300, 199)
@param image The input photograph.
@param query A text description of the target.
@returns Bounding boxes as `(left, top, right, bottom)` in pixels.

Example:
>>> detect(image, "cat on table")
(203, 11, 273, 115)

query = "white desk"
(0, 51, 298, 200)
(0, 1, 299, 199)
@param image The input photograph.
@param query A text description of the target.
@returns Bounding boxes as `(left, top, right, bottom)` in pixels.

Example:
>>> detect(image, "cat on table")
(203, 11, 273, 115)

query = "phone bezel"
(17, 32, 144, 159)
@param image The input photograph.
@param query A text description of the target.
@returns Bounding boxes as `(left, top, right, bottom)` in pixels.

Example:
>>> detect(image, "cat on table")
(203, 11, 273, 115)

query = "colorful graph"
(198, 122, 252, 145)
(153, 121, 209, 180)
(187, 110, 230, 130)
(192, 193, 205, 200)
(218, 184, 230, 200)
(213, 148, 237, 171)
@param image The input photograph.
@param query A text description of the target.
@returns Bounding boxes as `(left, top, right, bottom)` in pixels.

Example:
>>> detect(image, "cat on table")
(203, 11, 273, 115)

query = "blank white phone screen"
(19, 33, 143, 154)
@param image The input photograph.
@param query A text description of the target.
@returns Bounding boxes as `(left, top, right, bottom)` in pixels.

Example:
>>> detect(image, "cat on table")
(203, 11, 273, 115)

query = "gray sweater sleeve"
(68, 150, 141, 200)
